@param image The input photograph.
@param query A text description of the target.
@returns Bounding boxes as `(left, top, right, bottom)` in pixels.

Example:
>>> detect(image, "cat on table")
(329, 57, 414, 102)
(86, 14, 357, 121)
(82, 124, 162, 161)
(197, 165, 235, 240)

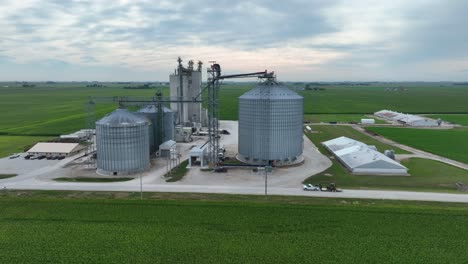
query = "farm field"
(0, 83, 159, 136)
(2, 83, 468, 135)
(305, 128, 468, 192)
(221, 84, 468, 119)
(1, 83, 468, 157)
(308, 125, 410, 154)
(0, 135, 52, 157)
(367, 127, 468, 164)
(1, 194, 468, 263)
(425, 114, 468, 126)
(299, 85, 468, 114)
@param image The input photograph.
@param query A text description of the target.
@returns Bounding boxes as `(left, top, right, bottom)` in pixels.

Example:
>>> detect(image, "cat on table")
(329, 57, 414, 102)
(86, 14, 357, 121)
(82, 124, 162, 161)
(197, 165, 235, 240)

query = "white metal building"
(188, 144, 208, 167)
(159, 140, 176, 158)
(322, 137, 408, 175)
(374, 110, 439, 127)
(60, 129, 95, 140)
(361, 119, 375, 125)
(27, 143, 85, 157)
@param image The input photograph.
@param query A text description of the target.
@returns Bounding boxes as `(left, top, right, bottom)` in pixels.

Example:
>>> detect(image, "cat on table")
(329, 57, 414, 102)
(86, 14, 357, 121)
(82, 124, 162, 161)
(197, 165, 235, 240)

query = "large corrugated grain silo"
(96, 108, 150, 175)
(136, 105, 175, 150)
(237, 80, 304, 166)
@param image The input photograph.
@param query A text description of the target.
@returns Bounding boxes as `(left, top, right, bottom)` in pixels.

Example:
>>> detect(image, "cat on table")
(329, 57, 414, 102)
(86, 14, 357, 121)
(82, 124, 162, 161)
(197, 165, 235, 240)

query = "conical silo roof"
(137, 105, 173, 113)
(96, 108, 149, 126)
(239, 81, 302, 100)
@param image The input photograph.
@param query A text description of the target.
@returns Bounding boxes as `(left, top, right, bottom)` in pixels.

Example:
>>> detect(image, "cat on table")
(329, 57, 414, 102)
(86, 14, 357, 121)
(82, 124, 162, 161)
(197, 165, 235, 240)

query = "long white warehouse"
(322, 136, 408, 175)
(374, 110, 440, 127)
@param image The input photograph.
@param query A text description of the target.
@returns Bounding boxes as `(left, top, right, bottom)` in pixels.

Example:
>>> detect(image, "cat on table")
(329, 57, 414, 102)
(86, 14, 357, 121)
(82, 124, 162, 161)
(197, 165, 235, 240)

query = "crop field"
(367, 127, 468, 164)
(305, 127, 468, 192)
(0, 83, 158, 136)
(1, 195, 468, 263)
(0, 135, 52, 157)
(308, 125, 409, 154)
(425, 114, 468, 126)
(221, 84, 468, 119)
(1, 83, 468, 157)
(299, 85, 468, 114)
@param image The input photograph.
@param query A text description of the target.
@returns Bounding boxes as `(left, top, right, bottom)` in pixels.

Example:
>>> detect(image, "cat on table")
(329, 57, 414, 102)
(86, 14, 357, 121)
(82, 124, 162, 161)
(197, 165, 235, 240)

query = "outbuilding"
(361, 118, 375, 125)
(27, 142, 85, 157)
(188, 144, 209, 167)
(322, 137, 408, 175)
(159, 140, 176, 158)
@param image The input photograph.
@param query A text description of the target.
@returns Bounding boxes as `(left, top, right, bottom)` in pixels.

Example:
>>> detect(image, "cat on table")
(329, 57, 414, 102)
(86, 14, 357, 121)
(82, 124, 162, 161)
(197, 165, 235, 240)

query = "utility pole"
(264, 165, 272, 198)
(140, 173, 143, 200)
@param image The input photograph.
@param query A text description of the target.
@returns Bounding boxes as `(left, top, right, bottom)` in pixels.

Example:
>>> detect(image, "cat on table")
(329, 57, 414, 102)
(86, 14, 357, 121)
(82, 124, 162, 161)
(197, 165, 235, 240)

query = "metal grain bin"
(136, 105, 175, 151)
(96, 109, 150, 175)
(238, 81, 304, 166)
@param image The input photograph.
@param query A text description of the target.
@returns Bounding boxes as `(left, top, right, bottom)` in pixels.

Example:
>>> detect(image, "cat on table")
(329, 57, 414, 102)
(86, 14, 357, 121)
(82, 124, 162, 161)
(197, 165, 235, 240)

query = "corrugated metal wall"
(238, 83, 303, 165)
(96, 109, 150, 175)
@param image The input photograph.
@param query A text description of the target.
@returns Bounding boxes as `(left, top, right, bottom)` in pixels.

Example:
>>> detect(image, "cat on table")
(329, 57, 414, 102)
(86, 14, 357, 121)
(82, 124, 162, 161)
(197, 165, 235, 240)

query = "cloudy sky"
(0, 0, 467, 81)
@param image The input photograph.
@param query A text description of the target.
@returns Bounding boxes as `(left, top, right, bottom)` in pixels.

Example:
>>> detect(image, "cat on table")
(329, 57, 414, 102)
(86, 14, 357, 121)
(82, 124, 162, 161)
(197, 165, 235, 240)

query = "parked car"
(30, 155, 39, 160)
(57, 156, 65, 160)
(37, 155, 46, 160)
(9, 153, 20, 159)
(24, 154, 32, 160)
(303, 184, 320, 191)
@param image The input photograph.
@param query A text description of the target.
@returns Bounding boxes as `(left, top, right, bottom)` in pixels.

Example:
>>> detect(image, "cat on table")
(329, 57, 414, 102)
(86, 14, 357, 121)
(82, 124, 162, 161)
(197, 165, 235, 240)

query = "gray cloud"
(0, 0, 467, 81)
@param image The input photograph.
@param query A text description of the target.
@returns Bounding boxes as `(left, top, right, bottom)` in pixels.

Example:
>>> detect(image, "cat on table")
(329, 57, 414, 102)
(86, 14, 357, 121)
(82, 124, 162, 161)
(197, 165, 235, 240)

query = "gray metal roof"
(96, 108, 149, 126)
(322, 136, 408, 174)
(374, 110, 438, 126)
(28, 143, 84, 154)
(159, 140, 176, 150)
(137, 105, 173, 113)
(239, 81, 303, 100)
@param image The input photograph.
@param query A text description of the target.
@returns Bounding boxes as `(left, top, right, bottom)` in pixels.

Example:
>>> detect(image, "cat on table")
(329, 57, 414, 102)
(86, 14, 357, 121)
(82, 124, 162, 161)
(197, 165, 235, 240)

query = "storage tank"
(96, 108, 150, 175)
(136, 105, 175, 151)
(237, 80, 304, 166)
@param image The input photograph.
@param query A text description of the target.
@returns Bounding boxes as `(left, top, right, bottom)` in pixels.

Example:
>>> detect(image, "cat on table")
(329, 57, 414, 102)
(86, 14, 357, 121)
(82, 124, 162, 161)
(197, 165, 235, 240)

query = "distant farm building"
(360, 118, 375, 125)
(27, 143, 85, 157)
(374, 110, 440, 127)
(322, 137, 408, 175)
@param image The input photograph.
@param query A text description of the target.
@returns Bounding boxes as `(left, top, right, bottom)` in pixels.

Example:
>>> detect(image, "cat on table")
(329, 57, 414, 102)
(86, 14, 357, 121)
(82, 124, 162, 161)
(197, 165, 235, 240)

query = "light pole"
(139, 172, 143, 200)
(264, 165, 272, 198)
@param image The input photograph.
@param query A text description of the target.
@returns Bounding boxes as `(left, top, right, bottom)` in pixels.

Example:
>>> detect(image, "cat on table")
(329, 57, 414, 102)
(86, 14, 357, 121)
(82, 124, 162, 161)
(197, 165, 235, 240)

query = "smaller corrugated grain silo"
(96, 109, 150, 175)
(137, 105, 175, 149)
(237, 80, 304, 166)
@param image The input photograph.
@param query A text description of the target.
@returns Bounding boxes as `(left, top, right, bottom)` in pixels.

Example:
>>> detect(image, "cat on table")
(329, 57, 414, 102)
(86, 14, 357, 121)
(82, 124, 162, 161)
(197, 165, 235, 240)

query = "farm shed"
(188, 144, 208, 167)
(322, 137, 408, 175)
(374, 110, 439, 127)
(361, 119, 375, 124)
(27, 142, 85, 157)
(159, 140, 176, 158)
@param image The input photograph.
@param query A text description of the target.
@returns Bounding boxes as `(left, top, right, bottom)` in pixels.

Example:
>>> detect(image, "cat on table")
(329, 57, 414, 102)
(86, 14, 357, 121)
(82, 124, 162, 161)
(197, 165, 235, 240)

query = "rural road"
(3, 179, 468, 204)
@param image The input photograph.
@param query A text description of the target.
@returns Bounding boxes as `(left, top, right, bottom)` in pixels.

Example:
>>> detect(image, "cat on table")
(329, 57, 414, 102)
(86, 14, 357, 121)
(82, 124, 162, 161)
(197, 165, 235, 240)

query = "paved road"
(3, 180, 468, 203)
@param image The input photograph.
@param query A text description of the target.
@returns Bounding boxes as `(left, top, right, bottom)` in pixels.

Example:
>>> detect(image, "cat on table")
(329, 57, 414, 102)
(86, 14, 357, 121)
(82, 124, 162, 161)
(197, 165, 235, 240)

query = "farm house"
(322, 137, 408, 175)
